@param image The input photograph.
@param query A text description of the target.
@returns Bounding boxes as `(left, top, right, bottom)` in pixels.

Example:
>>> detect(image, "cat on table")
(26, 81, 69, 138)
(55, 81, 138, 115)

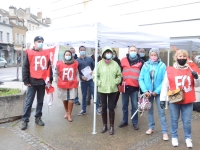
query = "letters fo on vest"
(34, 56, 47, 71)
(62, 68, 74, 81)
(175, 75, 192, 92)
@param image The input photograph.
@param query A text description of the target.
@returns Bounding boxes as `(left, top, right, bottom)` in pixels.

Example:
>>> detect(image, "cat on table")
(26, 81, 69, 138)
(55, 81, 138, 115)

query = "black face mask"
(177, 59, 187, 66)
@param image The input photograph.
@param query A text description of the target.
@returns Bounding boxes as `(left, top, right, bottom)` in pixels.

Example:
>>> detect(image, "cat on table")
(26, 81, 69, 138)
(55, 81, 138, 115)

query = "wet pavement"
(1, 81, 200, 150)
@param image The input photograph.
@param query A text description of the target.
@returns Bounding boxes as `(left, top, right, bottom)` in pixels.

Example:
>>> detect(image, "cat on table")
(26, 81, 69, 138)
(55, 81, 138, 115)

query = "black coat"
(22, 49, 53, 86)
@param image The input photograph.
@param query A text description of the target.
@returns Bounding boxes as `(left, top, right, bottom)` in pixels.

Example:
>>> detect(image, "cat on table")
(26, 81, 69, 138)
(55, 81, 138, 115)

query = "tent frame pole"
(92, 22, 98, 135)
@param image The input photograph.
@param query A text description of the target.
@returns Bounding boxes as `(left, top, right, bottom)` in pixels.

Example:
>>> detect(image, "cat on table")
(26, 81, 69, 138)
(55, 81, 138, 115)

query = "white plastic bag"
(46, 93, 53, 106)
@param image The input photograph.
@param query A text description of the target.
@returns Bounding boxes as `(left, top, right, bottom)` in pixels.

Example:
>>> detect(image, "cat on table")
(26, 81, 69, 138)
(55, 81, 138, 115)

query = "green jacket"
(93, 59, 122, 93)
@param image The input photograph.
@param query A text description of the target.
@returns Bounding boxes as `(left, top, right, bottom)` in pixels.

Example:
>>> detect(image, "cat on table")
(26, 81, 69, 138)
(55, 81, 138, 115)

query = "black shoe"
(133, 124, 139, 130)
(119, 122, 128, 128)
(75, 101, 81, 105)
(35, 118, 45, 126)
(21, 121, 28, 130)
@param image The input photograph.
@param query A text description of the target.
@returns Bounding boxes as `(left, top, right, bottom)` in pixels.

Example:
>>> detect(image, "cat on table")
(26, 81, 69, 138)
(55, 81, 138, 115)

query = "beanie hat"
(34, 36, 44, 42)
(149, 48, 159, 57)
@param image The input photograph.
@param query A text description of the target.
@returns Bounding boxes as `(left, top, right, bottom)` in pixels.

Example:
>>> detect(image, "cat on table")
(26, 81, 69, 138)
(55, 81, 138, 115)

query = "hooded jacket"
(138, 59, 166, 94)
(92, 48, 122, 93)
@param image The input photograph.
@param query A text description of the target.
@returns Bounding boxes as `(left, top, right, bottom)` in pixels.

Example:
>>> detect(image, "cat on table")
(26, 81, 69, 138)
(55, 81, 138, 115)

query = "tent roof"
(26, 21, 170, 48)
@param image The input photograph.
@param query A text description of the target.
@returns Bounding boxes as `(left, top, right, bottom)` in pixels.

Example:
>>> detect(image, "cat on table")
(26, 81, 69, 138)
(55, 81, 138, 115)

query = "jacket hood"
(102, 46, 113, 56)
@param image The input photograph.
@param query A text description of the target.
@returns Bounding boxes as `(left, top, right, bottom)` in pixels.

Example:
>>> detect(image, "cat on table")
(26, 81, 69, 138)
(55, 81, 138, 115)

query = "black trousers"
(99, 92, 117, 113)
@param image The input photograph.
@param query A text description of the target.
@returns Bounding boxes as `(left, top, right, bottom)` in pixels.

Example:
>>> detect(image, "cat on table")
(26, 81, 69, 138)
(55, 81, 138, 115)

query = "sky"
(0, 0, 52, 18)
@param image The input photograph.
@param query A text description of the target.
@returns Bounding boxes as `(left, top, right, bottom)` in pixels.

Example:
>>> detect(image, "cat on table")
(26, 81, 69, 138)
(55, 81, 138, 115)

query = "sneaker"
(21, 121, 28, 130)
(35, 117, 45, 126)
(78, 110, 86, 116)
(96, 109, 101, 115)
(185, 138, 193, 148)
(163, 134, 169, 141)
(119, 122, 128, 128)
(172, 138, 179, 147)
(146, 129, 154, 135)
(74, 101, 81, 105)
(133, 124, 139, 130)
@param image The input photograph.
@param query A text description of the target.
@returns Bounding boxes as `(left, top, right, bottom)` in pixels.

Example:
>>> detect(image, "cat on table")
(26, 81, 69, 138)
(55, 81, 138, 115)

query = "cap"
(34, 36, 44, 42)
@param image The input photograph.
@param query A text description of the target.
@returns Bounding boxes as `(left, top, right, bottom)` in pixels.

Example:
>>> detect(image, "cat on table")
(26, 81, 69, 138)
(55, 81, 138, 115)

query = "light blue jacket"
(138, 59, 166, 94)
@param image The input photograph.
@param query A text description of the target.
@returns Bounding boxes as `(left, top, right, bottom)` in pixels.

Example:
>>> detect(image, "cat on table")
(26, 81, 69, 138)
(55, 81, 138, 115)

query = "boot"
(101, 112, 107, 133)
(67, 102, 74, 122)
(63, 100, 68, 119)
(109, 111, 115, 135)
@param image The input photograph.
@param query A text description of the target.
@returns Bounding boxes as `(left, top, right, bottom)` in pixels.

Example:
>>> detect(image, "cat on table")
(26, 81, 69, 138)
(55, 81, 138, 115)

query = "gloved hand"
(160, 101, 165, 109)
(192, 71, 198, 79)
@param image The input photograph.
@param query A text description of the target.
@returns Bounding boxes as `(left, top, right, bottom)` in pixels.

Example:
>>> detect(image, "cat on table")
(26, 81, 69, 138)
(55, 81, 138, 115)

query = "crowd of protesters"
(21, 36, 200, 148)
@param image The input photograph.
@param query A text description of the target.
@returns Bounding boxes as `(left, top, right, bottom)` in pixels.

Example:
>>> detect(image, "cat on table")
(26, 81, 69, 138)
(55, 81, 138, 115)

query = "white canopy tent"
(26, 20, 170, 134)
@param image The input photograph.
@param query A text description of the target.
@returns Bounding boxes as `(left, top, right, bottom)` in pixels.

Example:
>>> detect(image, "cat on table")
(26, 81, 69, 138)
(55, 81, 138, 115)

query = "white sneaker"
(172, 138, 179, 147)
(185, 138, 193, 148)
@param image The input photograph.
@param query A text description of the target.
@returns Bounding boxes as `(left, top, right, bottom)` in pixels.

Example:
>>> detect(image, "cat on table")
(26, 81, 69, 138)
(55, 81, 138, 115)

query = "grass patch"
(0, 88, 21, 96)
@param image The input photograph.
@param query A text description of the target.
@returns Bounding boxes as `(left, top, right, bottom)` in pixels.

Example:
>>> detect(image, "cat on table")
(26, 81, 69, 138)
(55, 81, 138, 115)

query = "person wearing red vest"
(119, 46, 144, 130)
(55, 50, 79, 122)
(160, 49, 200, 148)
(21, 36, 53, 130)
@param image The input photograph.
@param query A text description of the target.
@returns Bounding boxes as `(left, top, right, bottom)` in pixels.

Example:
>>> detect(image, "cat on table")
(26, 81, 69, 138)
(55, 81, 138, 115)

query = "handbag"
(168, 75, 187, 103)
(118, 82, 125, 93)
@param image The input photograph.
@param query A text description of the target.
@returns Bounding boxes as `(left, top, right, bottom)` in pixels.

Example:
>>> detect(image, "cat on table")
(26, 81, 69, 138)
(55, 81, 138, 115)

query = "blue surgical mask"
(80, 51, 86, 56)
(140, 52, 145, 57)
(37, 43, 43, 49)
(72, 53, 75, 57)
(106, 53, 112, 59)
(113, 55, 116, 58)
(129, 52, 137, 58)
(65, 56, 71, 60)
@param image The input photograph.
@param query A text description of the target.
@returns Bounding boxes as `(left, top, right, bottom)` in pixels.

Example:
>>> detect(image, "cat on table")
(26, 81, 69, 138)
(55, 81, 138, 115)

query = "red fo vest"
(57, 61, 78, 89)
(167, 66, 196, 104)
(27, 49, 49, 79)
(121, 57, 142, 87)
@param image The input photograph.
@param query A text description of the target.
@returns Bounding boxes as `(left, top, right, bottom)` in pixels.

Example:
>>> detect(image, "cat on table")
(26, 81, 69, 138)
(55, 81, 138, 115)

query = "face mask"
(113, 55, 116, 58)
(72, 54, 75, 57)
(177, 59, 187, 66)
(150, 56, 158, 62)
(65, 56, 71, 60)
(37, 43, 43, 49)
(80, 51, 86, 56)
(105, 53, 112, 59)
(140, 52, 145, 57)
(129, 52, 137, 58)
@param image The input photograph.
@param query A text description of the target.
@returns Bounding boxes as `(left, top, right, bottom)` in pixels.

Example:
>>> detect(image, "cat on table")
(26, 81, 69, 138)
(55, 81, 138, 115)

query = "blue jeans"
(122, 89, 138, 125)
(22, 85, 45, 122)
(87, 87, 100, 110)
(148, 95, 168, 134)
(80, 80, 94, 112)
(74, 88, 79, 103)
(169, 103, 193, 139)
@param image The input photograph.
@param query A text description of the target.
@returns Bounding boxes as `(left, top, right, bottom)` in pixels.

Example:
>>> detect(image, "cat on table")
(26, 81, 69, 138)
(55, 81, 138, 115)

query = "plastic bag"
(46, 93, 53, 106)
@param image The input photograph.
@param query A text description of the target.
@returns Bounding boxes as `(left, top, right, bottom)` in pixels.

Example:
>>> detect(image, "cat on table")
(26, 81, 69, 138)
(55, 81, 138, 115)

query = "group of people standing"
(21, 36, 200, 148)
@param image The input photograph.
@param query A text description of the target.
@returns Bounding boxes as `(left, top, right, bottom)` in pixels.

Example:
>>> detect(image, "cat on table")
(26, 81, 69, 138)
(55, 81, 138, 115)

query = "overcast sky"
(0, 0, 52, 18)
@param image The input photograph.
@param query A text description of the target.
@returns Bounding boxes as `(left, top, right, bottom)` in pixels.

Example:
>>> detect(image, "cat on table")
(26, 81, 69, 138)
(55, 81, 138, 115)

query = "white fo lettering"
(35, 56, 47, 70)
(62, 68, 74, 81)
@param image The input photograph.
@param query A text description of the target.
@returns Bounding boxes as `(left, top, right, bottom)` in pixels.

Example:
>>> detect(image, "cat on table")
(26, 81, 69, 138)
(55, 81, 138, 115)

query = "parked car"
(195, 55, 200, 64)
(0, 57, 7, 68)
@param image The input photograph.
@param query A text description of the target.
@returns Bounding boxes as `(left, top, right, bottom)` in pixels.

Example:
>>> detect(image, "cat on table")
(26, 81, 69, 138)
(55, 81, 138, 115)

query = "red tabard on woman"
(167, 67, 196, 104)
(56, 61, 78, 89)
(121, 57, 142, 87)
(27, 49, 49, 79)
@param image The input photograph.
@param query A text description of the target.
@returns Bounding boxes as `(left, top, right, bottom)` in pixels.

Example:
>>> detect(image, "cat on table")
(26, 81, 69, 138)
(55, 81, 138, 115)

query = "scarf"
(173, 62, 188, 70)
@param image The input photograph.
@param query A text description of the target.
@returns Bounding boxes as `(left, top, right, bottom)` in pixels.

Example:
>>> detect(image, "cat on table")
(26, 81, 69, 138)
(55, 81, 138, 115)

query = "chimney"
(45, 18, 51, 24)
(9, 6, 16, 16)
(37, 12, 42, 19)
(25, 8, 30, 19)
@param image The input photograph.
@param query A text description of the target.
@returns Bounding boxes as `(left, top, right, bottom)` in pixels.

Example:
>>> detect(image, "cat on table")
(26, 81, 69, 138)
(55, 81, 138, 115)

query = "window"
(29, 24, 31, 31)
(17, 34, 19, 44)
(0, 31, 3, 42)
(7, 33, 9, 42)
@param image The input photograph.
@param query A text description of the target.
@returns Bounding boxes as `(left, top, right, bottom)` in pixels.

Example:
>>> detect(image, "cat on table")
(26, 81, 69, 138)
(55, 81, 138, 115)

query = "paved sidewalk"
(1, 82, 200, 150)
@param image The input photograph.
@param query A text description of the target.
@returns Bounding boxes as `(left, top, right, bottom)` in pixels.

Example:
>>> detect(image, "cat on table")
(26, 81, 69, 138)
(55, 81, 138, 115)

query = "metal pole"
(92, 21, 98, 135)
(21, 41, 24, 76)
